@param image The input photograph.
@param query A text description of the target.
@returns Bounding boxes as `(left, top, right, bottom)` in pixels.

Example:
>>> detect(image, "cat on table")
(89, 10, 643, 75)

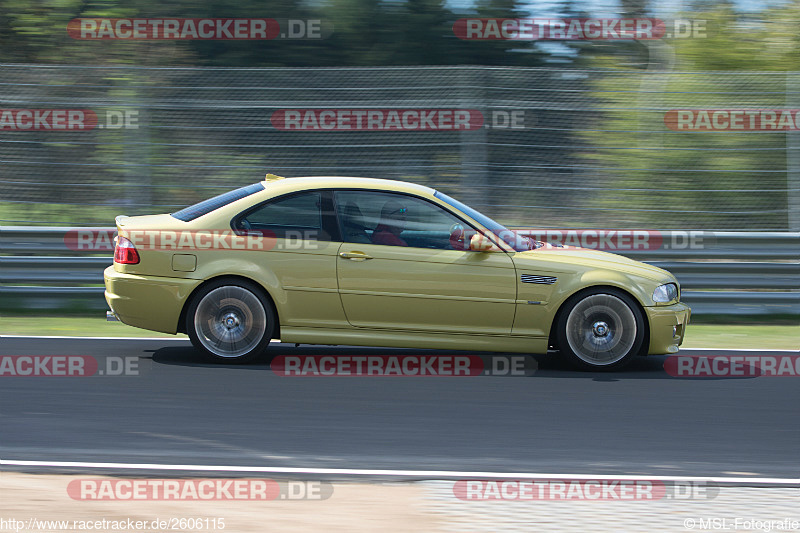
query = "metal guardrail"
(1, 227, 799, 315)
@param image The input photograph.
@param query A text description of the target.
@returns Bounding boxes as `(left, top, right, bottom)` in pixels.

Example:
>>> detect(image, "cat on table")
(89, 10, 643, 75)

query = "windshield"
(433, 191, 532, 252)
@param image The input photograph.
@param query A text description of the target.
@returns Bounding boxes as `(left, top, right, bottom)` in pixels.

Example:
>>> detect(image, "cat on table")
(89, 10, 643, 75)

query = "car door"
(233, 189, 347, 329)
(334, 190, 517, 335)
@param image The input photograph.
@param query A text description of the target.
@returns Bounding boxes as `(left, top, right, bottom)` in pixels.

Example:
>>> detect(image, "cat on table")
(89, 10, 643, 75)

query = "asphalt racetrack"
(1, 337, 798, 480)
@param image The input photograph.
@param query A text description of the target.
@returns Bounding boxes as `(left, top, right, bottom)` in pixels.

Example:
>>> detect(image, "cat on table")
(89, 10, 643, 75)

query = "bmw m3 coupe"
(104, 175, 690, 370)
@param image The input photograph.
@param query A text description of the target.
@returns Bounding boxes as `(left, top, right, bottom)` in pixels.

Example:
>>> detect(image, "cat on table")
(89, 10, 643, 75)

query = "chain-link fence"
(1, 64, 798, 230)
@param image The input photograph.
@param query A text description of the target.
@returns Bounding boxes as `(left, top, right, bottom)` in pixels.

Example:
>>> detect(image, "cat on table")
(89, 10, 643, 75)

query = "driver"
(371, 200, 409, 247)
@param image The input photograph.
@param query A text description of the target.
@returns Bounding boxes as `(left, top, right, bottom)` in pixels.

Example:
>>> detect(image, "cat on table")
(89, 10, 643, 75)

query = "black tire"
(185, 278, 276, 363)
(555, 288, 645, 371)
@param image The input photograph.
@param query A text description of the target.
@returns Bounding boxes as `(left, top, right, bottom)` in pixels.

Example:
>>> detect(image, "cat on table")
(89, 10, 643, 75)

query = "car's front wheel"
(555, 288, 645, 371)
(186, 279, 275, 363)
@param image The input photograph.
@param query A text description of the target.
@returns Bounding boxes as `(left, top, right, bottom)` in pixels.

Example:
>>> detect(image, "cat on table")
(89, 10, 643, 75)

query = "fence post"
(121, 75, 151, 215)
(787, 72, 800, 231)
(459, 67, 488, 210)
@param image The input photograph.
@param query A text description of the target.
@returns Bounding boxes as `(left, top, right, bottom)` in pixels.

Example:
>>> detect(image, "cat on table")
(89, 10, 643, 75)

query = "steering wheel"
(449, 223, 467, 250)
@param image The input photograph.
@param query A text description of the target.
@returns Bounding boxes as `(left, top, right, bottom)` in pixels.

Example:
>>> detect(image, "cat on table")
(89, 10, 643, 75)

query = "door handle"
(339, 251, 373, 260)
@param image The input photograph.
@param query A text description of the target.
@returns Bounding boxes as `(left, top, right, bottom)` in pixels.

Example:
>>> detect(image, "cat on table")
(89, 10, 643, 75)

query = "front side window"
(335, 190, 472, 250)
(434, 190, 533, 252)
(236, 191, 331, 241)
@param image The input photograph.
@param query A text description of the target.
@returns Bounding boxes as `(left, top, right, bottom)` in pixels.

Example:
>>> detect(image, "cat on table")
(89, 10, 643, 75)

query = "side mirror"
(469, 233, 501, 252)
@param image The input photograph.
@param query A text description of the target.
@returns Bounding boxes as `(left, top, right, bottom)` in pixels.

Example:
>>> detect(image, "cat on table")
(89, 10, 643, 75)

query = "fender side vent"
(520, 274, 557, 285)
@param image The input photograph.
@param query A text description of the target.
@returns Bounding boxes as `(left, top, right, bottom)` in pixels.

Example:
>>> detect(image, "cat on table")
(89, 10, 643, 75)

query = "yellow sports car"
(104, 175, 690, 371)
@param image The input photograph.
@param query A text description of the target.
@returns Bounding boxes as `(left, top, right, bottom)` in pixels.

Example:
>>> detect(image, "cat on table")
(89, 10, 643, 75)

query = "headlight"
(653, 283, 678, 303)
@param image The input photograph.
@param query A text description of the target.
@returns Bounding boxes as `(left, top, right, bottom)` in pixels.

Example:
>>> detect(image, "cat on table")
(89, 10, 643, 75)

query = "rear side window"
(171, 183, 264, 222)
(235, 191, 332, 241)
(246, 193, 322, 229)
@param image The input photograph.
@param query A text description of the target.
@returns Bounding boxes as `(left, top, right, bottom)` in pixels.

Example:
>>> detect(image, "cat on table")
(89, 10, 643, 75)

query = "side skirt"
(279, 326, 548, 354)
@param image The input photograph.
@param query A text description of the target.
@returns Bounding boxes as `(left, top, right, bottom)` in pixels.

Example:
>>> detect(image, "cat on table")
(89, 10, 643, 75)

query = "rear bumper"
(104, 266, 200, 334)
(645, 302, 691, 355)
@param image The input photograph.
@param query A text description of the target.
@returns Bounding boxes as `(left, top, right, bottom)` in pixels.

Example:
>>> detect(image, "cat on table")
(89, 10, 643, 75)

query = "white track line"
(1, 460, 798, 484)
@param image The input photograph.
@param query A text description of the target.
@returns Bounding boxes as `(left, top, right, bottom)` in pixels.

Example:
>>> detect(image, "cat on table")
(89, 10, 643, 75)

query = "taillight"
(114, 235, 140, 264)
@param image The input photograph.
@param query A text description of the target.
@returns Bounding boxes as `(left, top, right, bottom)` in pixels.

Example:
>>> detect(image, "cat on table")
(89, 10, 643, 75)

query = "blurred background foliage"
(1, 0, 798, 69)
(1, 0, 799, 230)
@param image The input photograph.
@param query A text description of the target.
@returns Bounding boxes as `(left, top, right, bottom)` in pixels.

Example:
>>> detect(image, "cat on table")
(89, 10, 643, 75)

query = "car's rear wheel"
(556, 289, 645, 371)
(186, 279, 275, 363)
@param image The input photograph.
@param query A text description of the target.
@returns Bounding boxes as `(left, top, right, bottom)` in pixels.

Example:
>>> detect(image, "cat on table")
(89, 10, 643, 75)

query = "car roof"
(259, 176, 436, 197)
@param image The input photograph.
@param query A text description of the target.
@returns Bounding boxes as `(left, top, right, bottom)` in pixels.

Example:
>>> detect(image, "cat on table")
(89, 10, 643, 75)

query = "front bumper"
(104, 266, 200, 334)
(645, 302, 691, 355)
